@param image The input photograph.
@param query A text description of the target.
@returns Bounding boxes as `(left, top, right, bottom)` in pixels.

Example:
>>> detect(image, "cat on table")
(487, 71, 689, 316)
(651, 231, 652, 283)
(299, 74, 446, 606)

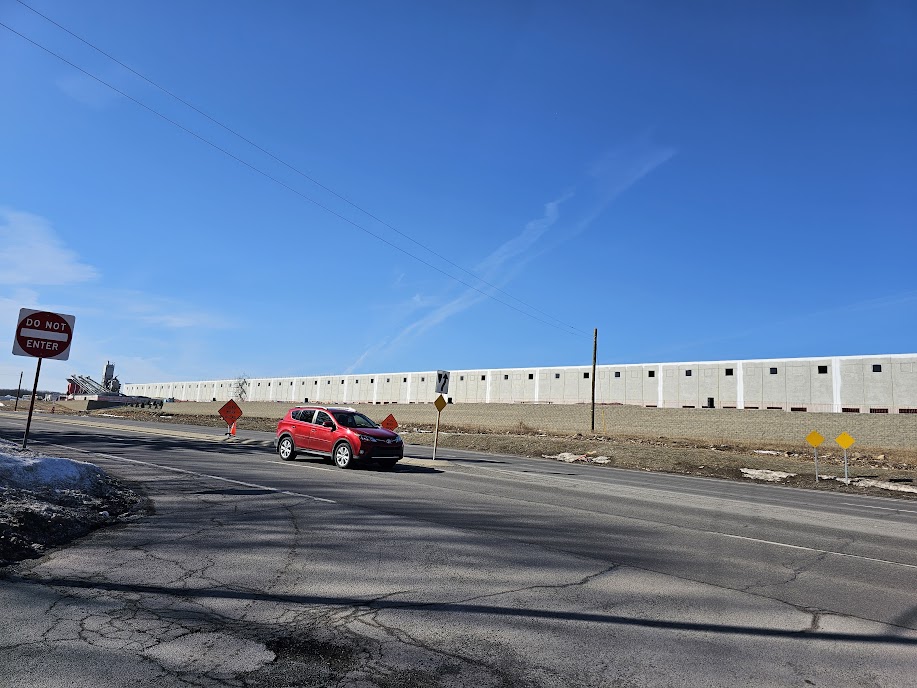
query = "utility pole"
(14, 371, 23, 411)
(591, 328, 597, 433)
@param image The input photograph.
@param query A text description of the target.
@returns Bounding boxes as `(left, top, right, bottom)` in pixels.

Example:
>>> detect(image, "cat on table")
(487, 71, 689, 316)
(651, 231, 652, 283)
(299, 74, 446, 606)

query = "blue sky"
(1, 1, 915, 392)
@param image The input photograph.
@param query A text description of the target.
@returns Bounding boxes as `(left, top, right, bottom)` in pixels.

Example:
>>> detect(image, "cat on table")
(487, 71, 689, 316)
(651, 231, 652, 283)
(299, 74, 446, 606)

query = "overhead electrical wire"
(3, 9, 590, 339)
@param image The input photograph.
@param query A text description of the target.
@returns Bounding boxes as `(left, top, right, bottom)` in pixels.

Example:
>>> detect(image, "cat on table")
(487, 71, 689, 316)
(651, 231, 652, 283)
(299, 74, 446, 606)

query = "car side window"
(314, 411, 331, 426)
(291, 409, 302, 421)
(298, 409, 315, 424)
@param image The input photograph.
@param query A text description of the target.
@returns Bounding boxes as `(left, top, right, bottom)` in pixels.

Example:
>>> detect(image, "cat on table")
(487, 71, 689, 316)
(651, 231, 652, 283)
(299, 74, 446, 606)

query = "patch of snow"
(543, 452, 586, 463)
(753, 450, 780, 455)
(741, 468, 797, 482)
(0, 438, 106, 491)
(819, 475, 917, 494)
(591, 457, 611, 464)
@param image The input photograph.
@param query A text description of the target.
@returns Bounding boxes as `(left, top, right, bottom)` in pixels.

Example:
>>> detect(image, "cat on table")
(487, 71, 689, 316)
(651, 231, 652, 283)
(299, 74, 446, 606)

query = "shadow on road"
(14, 575, 917, 646)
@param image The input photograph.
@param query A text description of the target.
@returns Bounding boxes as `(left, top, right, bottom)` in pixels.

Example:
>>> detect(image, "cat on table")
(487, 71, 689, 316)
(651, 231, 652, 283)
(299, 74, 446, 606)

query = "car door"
(311, 410, 336, 454)
(293, 409, 314, 449)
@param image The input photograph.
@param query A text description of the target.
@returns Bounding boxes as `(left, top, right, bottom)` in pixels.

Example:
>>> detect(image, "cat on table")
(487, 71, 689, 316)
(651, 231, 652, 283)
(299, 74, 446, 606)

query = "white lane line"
(840, 503, 917, 515)
(266, 460, 333, 471)
(711, 531, 917, 570)
(54, 445, 336, 504)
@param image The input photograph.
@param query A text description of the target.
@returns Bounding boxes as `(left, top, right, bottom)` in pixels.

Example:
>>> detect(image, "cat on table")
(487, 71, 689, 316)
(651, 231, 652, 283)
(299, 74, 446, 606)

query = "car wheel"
(378, 459, 398, 470)
(277, 436, 296, 461)
(333, 442, 353, 469)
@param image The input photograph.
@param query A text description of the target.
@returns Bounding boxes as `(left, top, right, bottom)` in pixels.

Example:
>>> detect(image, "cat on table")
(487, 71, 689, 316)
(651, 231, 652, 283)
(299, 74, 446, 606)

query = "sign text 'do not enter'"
(13, 309, 76, 361)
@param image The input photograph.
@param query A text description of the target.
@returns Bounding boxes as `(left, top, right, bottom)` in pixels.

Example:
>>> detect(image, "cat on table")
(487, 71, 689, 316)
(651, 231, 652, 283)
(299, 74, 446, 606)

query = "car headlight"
(393, 435, 403, 444)
(358, 434, 377, 443)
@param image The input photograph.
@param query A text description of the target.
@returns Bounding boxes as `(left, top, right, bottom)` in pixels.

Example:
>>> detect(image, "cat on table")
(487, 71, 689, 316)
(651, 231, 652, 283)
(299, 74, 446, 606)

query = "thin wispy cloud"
(345, 137, 676, 372)
(107, 291, 237, 330)
(346, 195, 571, 370)
(0, 209, 98, 286)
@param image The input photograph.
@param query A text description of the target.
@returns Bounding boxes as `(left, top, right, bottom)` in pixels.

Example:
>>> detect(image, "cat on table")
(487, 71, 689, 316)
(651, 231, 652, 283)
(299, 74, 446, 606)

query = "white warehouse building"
(122, 353, 917, 414)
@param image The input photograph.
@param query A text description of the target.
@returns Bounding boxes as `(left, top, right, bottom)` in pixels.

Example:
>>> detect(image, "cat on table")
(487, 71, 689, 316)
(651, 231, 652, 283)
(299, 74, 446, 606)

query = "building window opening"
(725, 368, 734, 376)
(583, 372, 590, 379)
(769, 367, 778, 375)
(685, 370, 692, 377)
(648, 370, 655, 378)
(555, 373, 560, 379)
(528, 373, 534, 380)
(504, 375, 509, 380)
(818, 365, 828, 374)
(873, 364, 882, 373)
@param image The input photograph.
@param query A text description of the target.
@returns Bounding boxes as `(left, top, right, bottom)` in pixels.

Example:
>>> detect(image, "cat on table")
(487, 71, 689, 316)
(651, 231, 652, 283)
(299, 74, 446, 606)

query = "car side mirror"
(324, 421, 335, 429)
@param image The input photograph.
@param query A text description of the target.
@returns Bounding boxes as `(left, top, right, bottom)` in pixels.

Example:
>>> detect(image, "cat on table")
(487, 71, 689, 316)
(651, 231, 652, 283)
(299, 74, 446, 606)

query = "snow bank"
(0, 439, 106, 492)
(740, 468, 797, 482)
(543, 452, 611, 464)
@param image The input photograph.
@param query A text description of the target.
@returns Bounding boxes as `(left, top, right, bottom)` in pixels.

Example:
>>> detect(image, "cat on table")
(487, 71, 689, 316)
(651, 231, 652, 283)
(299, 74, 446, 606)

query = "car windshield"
(331, 412, 378, 429)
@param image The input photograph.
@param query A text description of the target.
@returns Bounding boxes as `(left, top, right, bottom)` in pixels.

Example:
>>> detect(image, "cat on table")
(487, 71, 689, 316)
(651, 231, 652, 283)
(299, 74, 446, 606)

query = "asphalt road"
(1, 411, 916, 687)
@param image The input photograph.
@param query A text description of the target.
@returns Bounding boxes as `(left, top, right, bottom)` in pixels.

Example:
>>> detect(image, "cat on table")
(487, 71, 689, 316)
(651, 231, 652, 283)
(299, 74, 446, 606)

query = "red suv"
(275, 406, 403, 469)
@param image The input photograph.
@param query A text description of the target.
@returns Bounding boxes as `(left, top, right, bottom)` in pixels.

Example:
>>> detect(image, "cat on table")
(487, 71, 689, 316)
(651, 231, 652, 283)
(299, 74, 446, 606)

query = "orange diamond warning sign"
(219, 399, 243, 426)
(381, 414, 398, 431)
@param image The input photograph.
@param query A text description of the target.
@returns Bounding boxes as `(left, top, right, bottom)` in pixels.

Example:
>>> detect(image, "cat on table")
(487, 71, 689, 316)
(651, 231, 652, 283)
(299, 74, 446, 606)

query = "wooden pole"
(22, 358, 42, 450)
(591, 328, 597, 432)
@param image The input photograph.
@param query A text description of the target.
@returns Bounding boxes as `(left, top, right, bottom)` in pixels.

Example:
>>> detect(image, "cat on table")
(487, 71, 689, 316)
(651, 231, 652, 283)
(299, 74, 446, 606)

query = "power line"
(12, 0, 590, 338)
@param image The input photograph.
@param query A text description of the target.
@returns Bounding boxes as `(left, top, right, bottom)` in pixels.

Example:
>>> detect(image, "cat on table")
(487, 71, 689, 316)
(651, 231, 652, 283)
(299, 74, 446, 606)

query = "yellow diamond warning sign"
(805, 431, 825, 448)
(434, 395, 447, 413)
(835, 431, 856, 450)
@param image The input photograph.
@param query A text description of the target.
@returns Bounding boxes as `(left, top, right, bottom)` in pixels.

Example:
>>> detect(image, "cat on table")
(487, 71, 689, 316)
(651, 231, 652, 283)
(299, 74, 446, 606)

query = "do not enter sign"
(13, 309, 76, 361)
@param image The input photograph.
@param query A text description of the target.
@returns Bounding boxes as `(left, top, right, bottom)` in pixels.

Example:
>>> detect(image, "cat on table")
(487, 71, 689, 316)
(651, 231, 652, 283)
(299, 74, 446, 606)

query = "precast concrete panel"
(744, 366, 763, 408)
(761, 364, 785, 409)
(809, 362, 834, 411)
(698, 367, 719, 407)
(863, 358, 894, 408)
(784, 363, 810, 408)
(677, 365, 699, 408)
(609, 369, 626, 404)
(546, 370, 559, 402)
(625, 368, 642, 405)
(894, 362, 917, 409)
(661, 367, 676, 408)
(839, 360, 866, 409)
(643, 367, 659, 406)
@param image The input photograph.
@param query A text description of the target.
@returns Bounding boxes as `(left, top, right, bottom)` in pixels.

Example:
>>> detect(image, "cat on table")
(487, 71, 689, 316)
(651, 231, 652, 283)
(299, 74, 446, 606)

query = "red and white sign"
(13, 309, 76, 361)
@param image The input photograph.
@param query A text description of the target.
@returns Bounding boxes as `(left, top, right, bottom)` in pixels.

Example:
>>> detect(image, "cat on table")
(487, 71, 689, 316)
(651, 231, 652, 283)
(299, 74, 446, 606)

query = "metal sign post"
(806, 431, 825, 482)
(21, 359, 42, 450)
(836, 432, 856, 481)
(432, 394, 447, 461)
(14, 371, 22, 411)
